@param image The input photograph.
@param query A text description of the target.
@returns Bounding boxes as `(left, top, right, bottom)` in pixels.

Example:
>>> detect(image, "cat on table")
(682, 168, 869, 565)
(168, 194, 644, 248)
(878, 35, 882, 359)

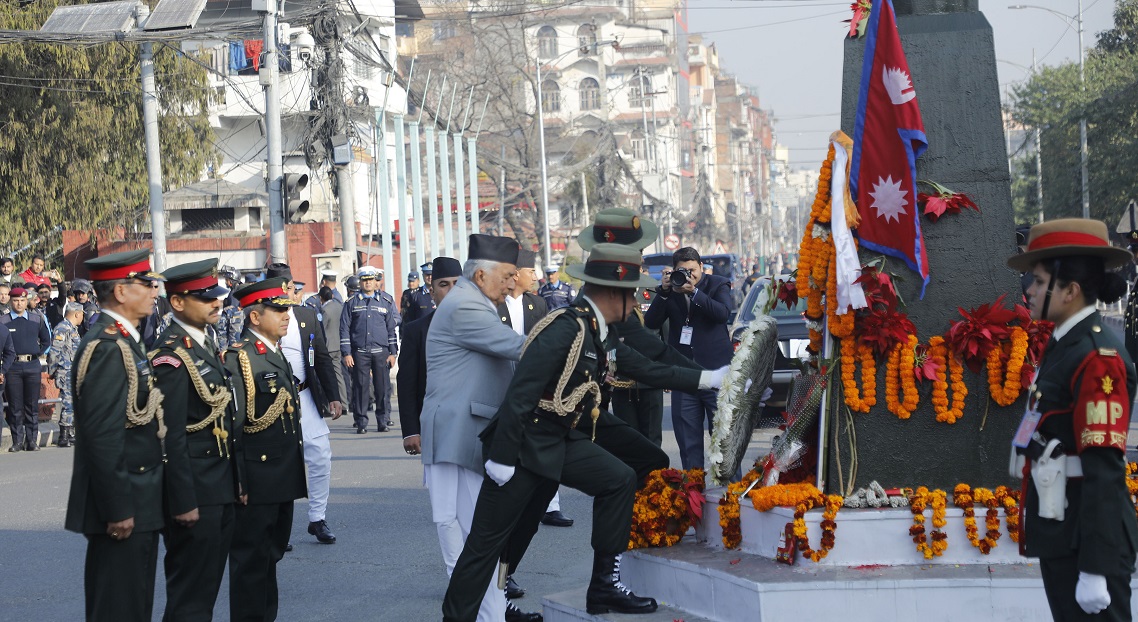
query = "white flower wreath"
(709, 314, 778, 485)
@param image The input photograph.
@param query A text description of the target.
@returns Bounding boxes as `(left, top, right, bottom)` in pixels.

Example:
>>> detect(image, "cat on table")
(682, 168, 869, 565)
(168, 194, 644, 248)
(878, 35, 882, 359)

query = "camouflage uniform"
(48, 319, 81, 429)
(216, 298, 244, 348)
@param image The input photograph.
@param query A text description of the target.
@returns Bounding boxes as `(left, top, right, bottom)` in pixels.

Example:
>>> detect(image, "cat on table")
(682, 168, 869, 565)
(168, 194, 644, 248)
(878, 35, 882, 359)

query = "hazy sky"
(685, 0, 1117, 170)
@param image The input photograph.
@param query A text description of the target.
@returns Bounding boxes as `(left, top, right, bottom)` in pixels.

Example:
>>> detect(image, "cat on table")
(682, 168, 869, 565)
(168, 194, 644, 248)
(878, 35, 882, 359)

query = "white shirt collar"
(102, 308, 140, 343)
(172, 317, 208, 349)
(504, 294, 525, 336)
(249, 329, 279, 353)
(1051, 305, 1097, 343)
(581, 295, 608, 341)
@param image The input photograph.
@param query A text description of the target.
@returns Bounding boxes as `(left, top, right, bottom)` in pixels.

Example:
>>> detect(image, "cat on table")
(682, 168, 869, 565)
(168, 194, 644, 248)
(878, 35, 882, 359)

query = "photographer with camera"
(644, 247, 734, 470)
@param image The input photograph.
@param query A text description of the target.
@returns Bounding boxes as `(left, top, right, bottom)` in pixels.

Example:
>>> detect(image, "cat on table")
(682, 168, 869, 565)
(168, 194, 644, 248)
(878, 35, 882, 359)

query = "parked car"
(730, 275, 808, 424)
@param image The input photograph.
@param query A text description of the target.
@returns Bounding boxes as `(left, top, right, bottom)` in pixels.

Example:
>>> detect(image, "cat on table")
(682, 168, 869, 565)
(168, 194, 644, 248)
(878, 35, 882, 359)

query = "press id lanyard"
(679, 293, 694, 346)
(1012, 368, 1043, 449)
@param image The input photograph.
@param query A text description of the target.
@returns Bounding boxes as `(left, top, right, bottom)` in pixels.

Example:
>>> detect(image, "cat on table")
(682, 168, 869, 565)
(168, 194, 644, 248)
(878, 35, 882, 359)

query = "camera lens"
(669, 269, 688, 287)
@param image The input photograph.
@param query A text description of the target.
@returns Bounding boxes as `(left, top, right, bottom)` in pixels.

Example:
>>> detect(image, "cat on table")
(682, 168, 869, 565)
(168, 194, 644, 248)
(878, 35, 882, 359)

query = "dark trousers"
(443, 435, 636, 622)
(1040, 556, 1132, 621)
(163, 503, 235, 622)
(350, 350, 389, 430)
(672, 388, 719, 470)
(611, 387, 664, 447)
(341, 358, 353, 417)
(5, 362, 41, 444)
(230, 502, 293, 622)
(85, 530, 159, 622)
(507, 409, 667, 574)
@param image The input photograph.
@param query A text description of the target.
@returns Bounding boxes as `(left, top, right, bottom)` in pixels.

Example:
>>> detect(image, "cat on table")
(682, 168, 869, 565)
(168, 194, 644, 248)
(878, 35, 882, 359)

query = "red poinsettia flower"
(947, 294, 1017, 373)
(913, 342, 939, 382)
(1013, 304, 1054, 388)
(776, 279, 799, 310)
(857, 308, 917, 358)
(918, 180, 980, 223)
(683, 478, 705, 523)
(854, 265, 898, 310)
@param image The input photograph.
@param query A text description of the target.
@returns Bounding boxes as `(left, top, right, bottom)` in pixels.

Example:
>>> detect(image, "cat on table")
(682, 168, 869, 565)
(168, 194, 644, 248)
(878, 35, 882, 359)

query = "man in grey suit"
(318, 286, 349, 422)
(420, 234, 526, 622)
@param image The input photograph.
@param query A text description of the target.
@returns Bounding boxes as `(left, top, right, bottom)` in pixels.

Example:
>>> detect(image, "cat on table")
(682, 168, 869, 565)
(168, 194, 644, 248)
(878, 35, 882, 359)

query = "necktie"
(205, 331, 218, 357)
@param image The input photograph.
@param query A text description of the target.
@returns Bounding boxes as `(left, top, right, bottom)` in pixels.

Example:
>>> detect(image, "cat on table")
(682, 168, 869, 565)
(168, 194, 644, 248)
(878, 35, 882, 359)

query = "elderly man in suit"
(420, 234, 536, 622)
(644, 246, 735, 470)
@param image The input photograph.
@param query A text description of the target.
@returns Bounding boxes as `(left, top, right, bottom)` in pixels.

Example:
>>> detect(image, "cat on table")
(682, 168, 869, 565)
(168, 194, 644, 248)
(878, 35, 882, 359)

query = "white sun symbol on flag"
(869, 175, 908, 223)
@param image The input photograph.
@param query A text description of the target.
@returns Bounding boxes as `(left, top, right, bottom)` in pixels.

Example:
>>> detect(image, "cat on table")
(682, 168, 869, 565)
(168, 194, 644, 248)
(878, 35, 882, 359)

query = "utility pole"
(137, 6, 167, 270)
(498, 145, 506, 235)
(1033, 50, 1044, 223)
(1077, 0, 1088, 220)
(260, 0, 287, 263)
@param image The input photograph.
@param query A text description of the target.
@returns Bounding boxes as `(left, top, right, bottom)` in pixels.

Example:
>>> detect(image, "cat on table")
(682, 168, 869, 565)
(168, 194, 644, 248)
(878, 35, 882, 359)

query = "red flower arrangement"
(776, 279, 799, 310)
(946, 294, 1017, 374)
(628, 468, 706, 549)
(918, 180, 980, 223)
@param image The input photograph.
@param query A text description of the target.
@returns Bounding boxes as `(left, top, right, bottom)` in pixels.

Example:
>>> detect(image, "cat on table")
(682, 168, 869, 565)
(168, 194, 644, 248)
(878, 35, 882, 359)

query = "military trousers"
(443, 433, 636, 622)
(85, 529, 159, 622)
(4, 362, 41, 443)
(611, 387, 665, 447)
(1041, 555, 1133, 621)
(162, 503, 235, 622)
(350, 349, 390, 430)
(230, 502, 293, 622)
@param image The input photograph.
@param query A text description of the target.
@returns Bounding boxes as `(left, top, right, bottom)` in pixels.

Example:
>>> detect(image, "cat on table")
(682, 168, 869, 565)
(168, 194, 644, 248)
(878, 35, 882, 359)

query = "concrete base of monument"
(697, 487, 1027, 566)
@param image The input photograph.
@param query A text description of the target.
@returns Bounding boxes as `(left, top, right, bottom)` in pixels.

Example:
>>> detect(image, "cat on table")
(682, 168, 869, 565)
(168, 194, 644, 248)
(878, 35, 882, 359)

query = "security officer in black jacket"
(64, 249, 167, 622)
(226, 278, 306, 622)
(2, 286, 51, 451)
(401, 266, 435, 327)
(150, 259, 239, 622)
(443, 244, 724, 621)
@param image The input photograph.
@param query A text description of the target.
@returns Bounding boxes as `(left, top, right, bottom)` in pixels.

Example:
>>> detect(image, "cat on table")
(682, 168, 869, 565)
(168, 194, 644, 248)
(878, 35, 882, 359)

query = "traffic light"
(283, 172, 310, 223)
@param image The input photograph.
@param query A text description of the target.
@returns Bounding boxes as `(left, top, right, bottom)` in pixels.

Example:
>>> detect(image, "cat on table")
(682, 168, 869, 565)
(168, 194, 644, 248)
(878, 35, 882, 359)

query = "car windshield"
(737, 278, 806, 324)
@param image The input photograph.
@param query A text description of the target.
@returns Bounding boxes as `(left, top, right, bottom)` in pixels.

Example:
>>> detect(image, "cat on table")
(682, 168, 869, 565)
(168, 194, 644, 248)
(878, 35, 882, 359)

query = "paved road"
(0, 399, 739, 621)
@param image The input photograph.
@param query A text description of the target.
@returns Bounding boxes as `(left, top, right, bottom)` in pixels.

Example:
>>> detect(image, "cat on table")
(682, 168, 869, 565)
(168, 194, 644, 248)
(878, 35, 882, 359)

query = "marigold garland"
(987, 326, 1029, 407)
(885, 335, 921, 419)
(628, 468, 705, 549)
(747, 482, 842, 562)
(995, 485, 1021, 543)
(718, 470, 761, 549)
(841, 341, 877, 413)
(910, 486, 948, 559)
(953, 484, 1000, 554)
(928, 336, 967, 423)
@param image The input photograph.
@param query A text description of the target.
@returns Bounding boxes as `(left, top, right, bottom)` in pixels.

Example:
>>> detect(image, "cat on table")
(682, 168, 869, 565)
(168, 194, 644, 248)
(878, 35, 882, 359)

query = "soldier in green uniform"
(225, 278, 306, 622)
(64, 249, 167, 622)
(1008, 219, 1138, 620)
(150, 259, 240, 622)
(443, 244, 727, 621)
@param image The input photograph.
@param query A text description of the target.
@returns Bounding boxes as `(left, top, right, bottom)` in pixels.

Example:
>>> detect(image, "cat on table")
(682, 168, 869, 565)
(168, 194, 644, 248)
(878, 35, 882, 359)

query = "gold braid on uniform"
(76, 339, 167, 449)
(238, 349, 295, 434)
(522, 309, 603, 440)
(604, 307, 642, 390)
(169, 347, 234, 457)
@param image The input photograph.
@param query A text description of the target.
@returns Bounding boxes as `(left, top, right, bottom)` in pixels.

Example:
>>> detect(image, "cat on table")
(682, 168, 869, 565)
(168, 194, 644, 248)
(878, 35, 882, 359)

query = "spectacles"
(125, 280, 160, 289)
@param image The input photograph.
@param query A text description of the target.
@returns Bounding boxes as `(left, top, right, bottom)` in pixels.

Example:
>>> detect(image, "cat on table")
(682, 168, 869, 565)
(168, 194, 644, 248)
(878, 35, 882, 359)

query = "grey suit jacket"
(420, 278, 525, 474)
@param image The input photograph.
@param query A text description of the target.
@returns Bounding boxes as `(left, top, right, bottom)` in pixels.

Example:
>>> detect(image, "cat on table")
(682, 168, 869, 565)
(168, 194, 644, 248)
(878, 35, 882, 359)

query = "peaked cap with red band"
(162, 258, 229, 298)
(233, 277, 295, 309)
(1008, 218, 1133, 272)
(566, 243, 658, 289)
(84, 249, 165, 282)
(578, 208, 658, 251)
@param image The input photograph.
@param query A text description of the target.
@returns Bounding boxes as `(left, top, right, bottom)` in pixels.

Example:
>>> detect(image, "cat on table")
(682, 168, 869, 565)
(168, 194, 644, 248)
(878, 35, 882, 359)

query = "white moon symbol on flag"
(883, 66, 916, 105)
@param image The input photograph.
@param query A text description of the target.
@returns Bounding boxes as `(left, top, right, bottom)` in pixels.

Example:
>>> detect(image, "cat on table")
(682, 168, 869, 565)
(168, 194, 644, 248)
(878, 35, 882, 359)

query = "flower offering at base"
(628, 468, 706, 550)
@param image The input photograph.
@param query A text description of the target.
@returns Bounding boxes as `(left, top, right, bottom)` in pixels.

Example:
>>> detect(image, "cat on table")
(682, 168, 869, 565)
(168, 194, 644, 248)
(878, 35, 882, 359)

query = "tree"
(1010, 0, 1138, 224)
(0, 0, 216, 259)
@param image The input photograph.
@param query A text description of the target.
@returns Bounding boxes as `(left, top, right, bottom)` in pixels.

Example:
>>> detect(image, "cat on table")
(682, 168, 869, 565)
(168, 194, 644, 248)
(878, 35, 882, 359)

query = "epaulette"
(254, 340, 267, 355)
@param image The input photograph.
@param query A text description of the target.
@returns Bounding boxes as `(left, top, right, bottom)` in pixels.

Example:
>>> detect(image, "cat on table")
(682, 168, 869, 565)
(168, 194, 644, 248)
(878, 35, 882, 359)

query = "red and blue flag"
(850, 0, 929, 296)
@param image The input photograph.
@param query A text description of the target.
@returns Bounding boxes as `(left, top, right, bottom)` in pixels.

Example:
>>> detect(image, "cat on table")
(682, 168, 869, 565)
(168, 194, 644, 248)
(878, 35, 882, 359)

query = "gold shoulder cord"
(173, 347, 233, 457)
(76, 339, 168, 453)
(606, 307, 644, 390)
(238, 349, 295, 434)
(521, 309, 602, 439)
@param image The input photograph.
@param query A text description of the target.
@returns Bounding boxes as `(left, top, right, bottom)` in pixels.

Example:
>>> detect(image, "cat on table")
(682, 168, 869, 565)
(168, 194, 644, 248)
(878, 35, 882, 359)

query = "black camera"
(669, 268, 692, 287)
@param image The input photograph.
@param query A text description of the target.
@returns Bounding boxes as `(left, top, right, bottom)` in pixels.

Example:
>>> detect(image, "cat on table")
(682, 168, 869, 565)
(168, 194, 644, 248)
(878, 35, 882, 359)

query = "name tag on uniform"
(585, 351, 597, 360)
(679, 325, 694, 346)
(1012, 406, 1042, 449)
(377, 308, 388, 314)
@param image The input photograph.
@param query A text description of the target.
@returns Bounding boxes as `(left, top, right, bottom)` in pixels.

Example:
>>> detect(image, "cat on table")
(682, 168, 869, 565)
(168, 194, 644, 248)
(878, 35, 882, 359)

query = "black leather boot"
(8, 430, 23, 453)
(504, 599, 541, 622)
(585, 553, 657, 615)
(56, 426, 71, 448)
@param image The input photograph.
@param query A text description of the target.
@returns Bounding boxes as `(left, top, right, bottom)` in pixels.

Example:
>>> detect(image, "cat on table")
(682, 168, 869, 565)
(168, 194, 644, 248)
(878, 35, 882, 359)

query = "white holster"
(1032, 439, 1068, 521)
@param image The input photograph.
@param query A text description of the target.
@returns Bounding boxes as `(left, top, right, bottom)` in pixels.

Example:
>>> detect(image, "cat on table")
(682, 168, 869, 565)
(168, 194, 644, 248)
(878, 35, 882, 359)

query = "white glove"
(699, 366, 729, 390)
(1075, 572, 1111, 614)
(484, 460, 515, 487)
(759, 386, 773, 407)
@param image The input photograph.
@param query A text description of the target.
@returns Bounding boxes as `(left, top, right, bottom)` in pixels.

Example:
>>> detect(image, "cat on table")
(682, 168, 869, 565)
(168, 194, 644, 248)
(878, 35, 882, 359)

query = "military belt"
(15, 354, 35, 362)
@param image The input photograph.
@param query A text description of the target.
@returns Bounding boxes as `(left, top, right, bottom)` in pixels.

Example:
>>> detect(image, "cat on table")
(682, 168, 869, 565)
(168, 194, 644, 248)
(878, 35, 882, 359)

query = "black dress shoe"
(25, 440, 40, 452)
(505, 574, 525, 599)
(376, 425, 389, 432)
(356, 427, 368, 434)
(285, 543, 293, 552)
(308, 519, 337, 544)
(505, 600, 542, 622)
(541, 510, 573, 527)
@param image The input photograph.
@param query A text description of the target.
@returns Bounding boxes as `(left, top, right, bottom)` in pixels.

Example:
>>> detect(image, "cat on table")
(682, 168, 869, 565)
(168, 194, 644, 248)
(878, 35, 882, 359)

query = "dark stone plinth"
(894, 0, 978, 15)
(830, 9, 1021, 492)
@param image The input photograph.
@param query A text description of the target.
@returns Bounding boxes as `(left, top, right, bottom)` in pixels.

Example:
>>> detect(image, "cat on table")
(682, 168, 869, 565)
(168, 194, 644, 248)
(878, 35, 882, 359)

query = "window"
(541, 79, 560, 113)
(537, 25, 558, 59)
(182, 208, 235, 232)
(577, 24, 596, 56)
(630, 129, 646, 159)
(629, 73, 650, 108)
(578, 78, 600, 111)
(395, 22, 413, 37)
(433, 20, 456, 41)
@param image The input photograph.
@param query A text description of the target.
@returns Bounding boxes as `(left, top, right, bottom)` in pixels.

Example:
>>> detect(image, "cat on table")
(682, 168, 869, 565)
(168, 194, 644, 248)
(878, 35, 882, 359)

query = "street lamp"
(1009, 3, 1087, 220)
(534, 40, 617, 268)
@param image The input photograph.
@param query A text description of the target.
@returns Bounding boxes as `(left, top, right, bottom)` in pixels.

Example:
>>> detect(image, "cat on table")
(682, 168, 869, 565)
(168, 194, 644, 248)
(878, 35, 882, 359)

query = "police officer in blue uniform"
(340, 266, 400, 433)
(2, 286, 51, 451)
(538, 265, 575, 310)
(400, 269, 435, 328)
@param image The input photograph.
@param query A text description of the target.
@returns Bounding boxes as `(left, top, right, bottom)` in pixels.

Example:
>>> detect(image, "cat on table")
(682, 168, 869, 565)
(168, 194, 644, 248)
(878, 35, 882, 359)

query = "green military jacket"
(224, 330, 307, 506)
(65, 314, 165, 535)
(483, 303, 701, 481)
(150, 322, 240, 515)
(608, 306, 702, 391)
(1025, 310, 1138, 576)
